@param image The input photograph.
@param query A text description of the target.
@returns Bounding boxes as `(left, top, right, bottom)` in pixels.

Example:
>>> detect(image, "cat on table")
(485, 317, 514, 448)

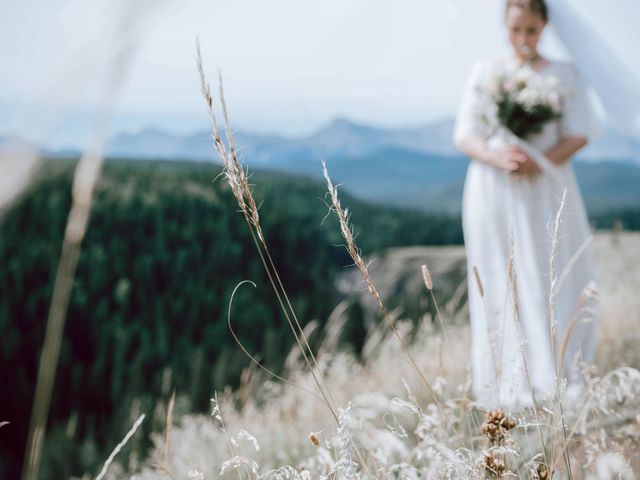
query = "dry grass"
(22, 154, 105, 480)
(594, 231, 640, 371)
(129, 255, 640, 479)
(196, 43, 342, 429)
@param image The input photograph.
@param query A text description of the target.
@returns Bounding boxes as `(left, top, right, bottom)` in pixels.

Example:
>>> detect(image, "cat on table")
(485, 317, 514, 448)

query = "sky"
(0, 0, 638, 149)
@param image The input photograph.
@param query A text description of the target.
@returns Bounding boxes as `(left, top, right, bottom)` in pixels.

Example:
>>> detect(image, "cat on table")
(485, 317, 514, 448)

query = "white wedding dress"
(454, 58, 598, 409)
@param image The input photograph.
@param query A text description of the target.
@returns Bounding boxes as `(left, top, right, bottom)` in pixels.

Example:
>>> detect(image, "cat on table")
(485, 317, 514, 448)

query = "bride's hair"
(505, 0, 548, 22)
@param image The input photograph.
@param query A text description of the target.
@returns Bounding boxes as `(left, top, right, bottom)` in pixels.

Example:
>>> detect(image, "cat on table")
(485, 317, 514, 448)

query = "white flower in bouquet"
(483, 64, 565, 139)
(546, 90, 561, 111)
(515, 66, 535, 85)
(545, 75, 559, 89)
(517, 86, 542, 110)
(486, 69, 506, 96)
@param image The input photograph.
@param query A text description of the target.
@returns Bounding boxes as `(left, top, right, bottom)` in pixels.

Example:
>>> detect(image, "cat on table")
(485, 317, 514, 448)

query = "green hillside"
(0, 158, 463, 479)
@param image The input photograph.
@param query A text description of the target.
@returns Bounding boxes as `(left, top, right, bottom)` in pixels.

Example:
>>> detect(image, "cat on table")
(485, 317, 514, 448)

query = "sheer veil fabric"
(547, 0, 640, 138)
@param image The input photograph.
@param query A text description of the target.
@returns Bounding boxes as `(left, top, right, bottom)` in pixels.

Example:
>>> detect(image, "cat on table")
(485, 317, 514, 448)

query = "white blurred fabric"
(548, 0, 640, 138)
(454, 59, 598, 409)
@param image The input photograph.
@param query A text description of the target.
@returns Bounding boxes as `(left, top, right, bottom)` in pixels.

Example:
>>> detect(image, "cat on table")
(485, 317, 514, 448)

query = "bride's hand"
(513, 156, 541, 178)
(489, 145, 529, 172)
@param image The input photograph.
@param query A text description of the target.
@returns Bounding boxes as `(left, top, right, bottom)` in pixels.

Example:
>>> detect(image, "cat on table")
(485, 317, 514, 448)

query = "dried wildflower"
(260, 465, 307, 479)
(533, 463, 552, 479)
(481, 409, 517, 446)
(327, 405, 358, 479)
(210, 394, 225, 432)
(483, 454, 507, 477)
(299, 470, 312, 480)
(219, 455, 259, 476)
(237, 429, 260, 451)
(187, 469, 204, 480)
(95, 414, 146, 480)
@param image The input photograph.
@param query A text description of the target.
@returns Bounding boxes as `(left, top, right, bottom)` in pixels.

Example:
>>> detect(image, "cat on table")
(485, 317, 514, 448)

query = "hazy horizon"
(1, 0, 638, 150)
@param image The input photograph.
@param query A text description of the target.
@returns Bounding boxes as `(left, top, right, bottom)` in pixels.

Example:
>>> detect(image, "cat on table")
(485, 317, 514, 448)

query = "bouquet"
(486, 65, 564, 139)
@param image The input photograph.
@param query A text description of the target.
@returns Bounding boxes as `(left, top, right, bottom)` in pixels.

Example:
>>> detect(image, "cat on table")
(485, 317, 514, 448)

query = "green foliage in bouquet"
(496, 95, 561, 139)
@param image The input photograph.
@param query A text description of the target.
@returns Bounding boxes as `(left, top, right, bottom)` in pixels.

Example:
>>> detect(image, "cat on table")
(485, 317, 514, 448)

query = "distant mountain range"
(97, 117, 640, 213)
(101, 117, 640, 165)
(3, 117, 636, 213)
(102, 117, 462, 164)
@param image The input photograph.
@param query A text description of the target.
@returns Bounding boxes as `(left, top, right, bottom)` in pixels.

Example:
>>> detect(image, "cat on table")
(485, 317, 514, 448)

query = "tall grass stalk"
(21, 7, 145, 478)
(196, 41, 341, 426)
(506, 243, 549, 468)
(421, 263, 450, 344)
(227, 281, 328, 406)
(150, 391, 177, 479)
(545, 190, 574, 478)
(472, 265, 502, 403)
(22, 154, 105, 480)
(95, 414, 146, 480)
(197, 44, 397, 472)
(321, 161, 463, 446)
(211, 393, 251, 480)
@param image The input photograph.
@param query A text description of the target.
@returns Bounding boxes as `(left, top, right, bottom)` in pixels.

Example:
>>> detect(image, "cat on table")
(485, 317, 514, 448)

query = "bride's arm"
(544, 136, 588, 165)
(456, 135, 526, 172)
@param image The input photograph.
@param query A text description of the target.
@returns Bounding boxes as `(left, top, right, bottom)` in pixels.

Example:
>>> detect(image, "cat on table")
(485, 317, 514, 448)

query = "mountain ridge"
(8, 117, 638, 213)
(101, 116, 640, 165)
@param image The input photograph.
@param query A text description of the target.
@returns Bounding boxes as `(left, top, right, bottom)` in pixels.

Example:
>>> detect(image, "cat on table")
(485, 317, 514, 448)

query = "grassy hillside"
(0, 158, 463, 479)
(2, 157, 637, 478)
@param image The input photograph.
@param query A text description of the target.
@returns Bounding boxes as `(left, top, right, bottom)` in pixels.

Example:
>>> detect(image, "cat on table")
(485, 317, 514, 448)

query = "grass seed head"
(533, 463, 552, 479)
(482, 408, 517, 446)
(421, 264, 433, 291)
(483, 454, 507, 477)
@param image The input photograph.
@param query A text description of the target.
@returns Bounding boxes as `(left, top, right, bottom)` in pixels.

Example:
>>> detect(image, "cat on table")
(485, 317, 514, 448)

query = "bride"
(453, 0, 598, 408)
